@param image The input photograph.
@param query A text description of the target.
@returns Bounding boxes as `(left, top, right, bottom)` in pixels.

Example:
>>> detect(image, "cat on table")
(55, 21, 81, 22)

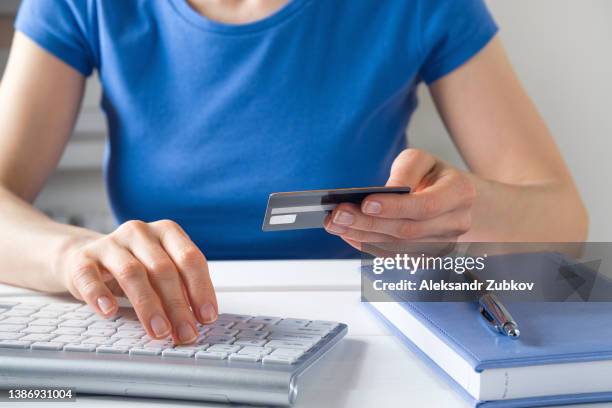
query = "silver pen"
(463, 270, 521, 339)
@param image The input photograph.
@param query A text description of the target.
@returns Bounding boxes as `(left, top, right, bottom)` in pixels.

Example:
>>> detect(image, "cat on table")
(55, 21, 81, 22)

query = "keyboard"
(0, 301, 347, 406)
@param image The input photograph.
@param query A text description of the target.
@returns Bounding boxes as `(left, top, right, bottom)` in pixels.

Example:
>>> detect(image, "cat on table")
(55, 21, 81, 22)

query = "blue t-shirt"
(16, 0, 497, 260)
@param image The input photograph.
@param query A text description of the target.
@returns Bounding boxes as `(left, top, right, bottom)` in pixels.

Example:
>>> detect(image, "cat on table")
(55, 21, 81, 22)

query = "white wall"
(409, 0, 612, 241)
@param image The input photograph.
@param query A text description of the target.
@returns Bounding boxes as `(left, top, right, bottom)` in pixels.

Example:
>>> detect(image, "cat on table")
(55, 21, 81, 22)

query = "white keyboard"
(0, 302, 342, 365)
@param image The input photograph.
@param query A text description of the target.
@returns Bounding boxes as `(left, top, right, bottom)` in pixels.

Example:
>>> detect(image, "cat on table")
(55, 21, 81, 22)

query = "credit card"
(262, 186, 411, 231)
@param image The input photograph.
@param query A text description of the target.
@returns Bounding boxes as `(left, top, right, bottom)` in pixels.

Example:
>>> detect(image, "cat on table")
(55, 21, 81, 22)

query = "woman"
(0, 0, 587, 344)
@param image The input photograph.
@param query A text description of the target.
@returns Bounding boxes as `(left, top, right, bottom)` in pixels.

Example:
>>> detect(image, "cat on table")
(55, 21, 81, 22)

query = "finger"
(68, 258, 118, 317)
(330, 203, 472, 240)
(363, 171, 475, 220)
(152, 220, 218, 325)
(325, 219, 397, 244)
(106, 279, 126, 297)
(342, 237, 362, 252)
(114, 220, 199, 344)
(95, 238, 173, 340)
(385, 149, 436, 190)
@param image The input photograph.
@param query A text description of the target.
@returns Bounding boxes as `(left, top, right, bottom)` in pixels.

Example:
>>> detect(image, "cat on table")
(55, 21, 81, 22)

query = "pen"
(463, 270, 521, 339)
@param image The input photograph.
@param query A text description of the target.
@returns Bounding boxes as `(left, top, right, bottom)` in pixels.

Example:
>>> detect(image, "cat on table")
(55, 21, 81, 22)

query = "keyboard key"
(53, 327, 86, 335)
(207, 344, 241, 353)
(249, 316, 282, 325)
(276, 318, 310, 327)
(118, 322, 143, 330)
(234, 339, 267, 347)
(195, 351, 228, 360)
(144, 340, 174, 348)
(0, 332, 25, 340)
(204, 335, 235, 344)
(97, 345, 130, 354)
(116, 315, 138, 323)
(21, 334, 56, 342)
(64, 344, 97, 352)
(21, 326, 56, 334)
(61, 312, 93, 320)
(236, 330, 269, 339)
(269, 326, 329, 336)
(13, 304, 43, 310)
(162, 348, 195, 358)
(112, 330, 144, 339)
(0, 302, 19, 308)
(89, 321, 121, 329)
(113, 338, 141, 347)
(208, 320, 234, 329)
(217, 313, 251, 322)
(0, 324, 26, 332)
(85, 328, 116, 337)
(262, 355, 297, 364)
(59, 319, 91, 328)
(208, 328, 239, 337)
(2, 317, 34, 325)
(130, 347, 162, 356)
(270, 348, 305, 358)
(30, 318, 61, 326)
(238, 346, 272, 356)
(3, 309, 34, 317)
(265, 340, 312, 350)
(41, 303, 80, 312)
(307, 320, 339, 330)
(53, 335, 83, 344)
(22, 326, 55, 334)
(269, 333, 321, 343)
(0, 340, 31, 349)
(229, 353, 259, 362)
(31, 341, 64, 351)
(31, 311, 62, 319)
(233, 322, 264, 331)
(82, 337, 116, 346)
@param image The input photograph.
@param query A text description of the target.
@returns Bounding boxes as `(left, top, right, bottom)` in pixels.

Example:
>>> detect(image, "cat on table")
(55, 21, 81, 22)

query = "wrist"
(49, 226, 101, 292)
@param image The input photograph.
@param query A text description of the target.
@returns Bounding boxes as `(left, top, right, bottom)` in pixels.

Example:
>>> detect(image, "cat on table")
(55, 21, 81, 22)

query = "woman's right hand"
(54, 219, 217, 345)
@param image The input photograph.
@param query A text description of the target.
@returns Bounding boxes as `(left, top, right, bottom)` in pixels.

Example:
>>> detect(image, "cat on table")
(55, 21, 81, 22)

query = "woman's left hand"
(324, 148, 477, 251)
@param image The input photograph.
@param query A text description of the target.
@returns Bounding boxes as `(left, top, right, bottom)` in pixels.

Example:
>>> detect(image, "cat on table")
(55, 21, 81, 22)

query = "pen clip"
(478, 303, 502, 334)
(479, 295, 521, 339)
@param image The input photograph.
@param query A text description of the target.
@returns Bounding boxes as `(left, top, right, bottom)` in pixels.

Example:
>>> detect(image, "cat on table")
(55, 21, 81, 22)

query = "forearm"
(0, 185, 99, 292)
(463, 174, 588, 242)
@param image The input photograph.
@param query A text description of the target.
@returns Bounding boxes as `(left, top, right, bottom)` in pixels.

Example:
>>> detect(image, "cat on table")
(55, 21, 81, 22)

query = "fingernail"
(363, 201, 382, 214)
(97, 296, 115, 315)
(200, 303, 217, 323)
(333, 211, 354, 225)
(177, 322, 197, 343)
(150, 315, 170, 337)
(327, 223, 348, 234)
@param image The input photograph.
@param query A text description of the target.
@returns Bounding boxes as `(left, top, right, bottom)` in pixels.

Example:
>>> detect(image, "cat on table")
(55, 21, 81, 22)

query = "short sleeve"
(418, 0, 498, 84)
(15, 0, 98, 76)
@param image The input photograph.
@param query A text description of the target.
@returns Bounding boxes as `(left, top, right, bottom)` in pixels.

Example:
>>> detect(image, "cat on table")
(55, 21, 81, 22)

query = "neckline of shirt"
(169, 0, 312, 35)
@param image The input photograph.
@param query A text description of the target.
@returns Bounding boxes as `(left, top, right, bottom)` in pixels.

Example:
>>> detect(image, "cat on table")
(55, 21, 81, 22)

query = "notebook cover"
(365, 302, 612, 407)
(366, 251, 612, 370)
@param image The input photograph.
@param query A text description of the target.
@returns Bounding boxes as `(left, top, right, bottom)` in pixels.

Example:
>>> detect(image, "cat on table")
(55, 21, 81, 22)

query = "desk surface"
(0, 260, 607, 408)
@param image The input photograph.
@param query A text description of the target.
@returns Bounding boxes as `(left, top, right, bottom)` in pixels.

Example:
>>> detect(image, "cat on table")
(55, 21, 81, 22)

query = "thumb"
(386, 149, 437, 190)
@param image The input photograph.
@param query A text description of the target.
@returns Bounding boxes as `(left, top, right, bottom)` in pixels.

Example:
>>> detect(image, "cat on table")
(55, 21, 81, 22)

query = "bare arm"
(325, 36, 588, 246)
(429, 36, 588, 242)
(0, 32, 87, 291)
(0, 33, 218, 344)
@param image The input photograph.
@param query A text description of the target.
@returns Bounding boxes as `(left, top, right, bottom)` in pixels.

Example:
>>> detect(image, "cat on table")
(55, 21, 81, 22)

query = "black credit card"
(262, 186, 411, 231)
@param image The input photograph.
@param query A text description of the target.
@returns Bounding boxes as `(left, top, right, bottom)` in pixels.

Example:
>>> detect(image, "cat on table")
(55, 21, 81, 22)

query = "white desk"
(0, 260, 607, 408)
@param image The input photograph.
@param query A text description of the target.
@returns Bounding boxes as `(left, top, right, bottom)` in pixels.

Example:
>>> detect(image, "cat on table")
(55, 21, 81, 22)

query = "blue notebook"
(364, 253, 612, 407)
